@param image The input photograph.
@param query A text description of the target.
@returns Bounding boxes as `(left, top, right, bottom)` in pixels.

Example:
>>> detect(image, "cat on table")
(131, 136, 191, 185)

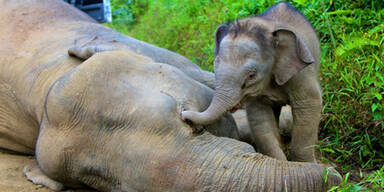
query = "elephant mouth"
(230, 103, 242, 113)
(229, 95, 249, 113)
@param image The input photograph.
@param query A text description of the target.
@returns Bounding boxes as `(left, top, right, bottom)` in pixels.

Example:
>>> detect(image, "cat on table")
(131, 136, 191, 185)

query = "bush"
(109, 0, 278, 71)
(108, 0, 384, 188)
(108, 0, 149, 33)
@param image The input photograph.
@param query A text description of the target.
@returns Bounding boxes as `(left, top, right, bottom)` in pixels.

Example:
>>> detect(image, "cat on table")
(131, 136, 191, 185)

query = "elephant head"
(182, 15, 315, 125)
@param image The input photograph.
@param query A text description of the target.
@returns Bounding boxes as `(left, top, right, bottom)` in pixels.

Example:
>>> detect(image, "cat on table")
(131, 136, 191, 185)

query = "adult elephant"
(0, 0, 340, 191)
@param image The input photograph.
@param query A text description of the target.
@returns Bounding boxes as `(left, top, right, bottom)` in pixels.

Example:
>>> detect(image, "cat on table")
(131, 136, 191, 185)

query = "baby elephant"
(182, 2, 322, 162)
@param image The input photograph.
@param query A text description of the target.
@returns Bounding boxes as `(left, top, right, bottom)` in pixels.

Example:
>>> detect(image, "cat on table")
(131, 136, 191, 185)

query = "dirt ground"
(0, 152, 95, 192)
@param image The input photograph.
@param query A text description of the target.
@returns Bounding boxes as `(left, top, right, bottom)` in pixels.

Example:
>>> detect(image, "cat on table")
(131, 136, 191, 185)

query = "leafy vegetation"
(328, 165, 384, 192)
(107, 0, 384, 190)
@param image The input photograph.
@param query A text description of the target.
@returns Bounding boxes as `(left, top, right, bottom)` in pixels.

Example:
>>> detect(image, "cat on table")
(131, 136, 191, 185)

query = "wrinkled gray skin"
(66, 36, 217, 89)
(0, 0, 340, 191)
(68, 20, 216, 90)
(182, 2, 322, 162)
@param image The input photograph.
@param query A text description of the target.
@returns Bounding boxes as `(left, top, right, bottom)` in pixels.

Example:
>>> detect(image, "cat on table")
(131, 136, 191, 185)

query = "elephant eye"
(242, 72, 257, 89)
(248, 72, 256, 80)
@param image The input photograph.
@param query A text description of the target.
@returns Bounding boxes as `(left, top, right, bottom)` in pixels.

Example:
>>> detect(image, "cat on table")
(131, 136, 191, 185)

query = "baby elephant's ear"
(272, 27, 315, 85)
(214, 24, 229, 55)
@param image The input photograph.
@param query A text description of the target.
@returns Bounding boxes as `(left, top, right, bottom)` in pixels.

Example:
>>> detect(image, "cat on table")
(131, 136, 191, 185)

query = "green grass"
(107, 0, 384, 190)
(328, 165, 384, 192)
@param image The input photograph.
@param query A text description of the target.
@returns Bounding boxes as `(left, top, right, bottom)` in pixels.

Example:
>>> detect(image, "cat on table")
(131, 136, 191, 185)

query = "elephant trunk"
(183, 134, 341, 191)
(182, 88, 240, 125)
(240, 156, 339, 191)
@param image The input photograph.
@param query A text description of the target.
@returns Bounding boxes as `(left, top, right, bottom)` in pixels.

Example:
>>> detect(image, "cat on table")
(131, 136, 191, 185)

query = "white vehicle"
(64, 0, 112, 23)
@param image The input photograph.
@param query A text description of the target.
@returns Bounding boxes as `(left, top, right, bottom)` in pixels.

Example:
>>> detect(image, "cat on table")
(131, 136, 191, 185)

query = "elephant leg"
(289, 86, 321, 162)
(246, 99, 287, 161)
(23, 161, 64, 191)
(278, 105, 293, 136)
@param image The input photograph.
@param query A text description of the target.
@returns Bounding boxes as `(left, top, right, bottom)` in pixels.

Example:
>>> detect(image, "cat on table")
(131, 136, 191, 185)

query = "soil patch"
(0, 152, 94, 192)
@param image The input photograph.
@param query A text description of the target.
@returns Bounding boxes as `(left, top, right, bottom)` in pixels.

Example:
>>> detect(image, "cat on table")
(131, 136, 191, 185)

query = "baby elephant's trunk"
(182, 88, 240, 125)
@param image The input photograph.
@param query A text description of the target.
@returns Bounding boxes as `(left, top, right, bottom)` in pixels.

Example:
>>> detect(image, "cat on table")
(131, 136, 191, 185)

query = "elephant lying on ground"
(0, 0, 340, 191)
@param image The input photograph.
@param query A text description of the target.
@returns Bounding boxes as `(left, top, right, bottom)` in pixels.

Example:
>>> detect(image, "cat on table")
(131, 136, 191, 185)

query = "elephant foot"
(291, 155, 317, 163)
(23, 162, 64, 191)
(253, 132, 287, 161)
(290, 147, 317, 163)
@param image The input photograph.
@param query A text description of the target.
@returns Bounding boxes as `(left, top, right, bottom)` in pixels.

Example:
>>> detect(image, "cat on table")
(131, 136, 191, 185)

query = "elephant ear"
(214, 24, 229, 55)
(272, 27, 315, 85)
